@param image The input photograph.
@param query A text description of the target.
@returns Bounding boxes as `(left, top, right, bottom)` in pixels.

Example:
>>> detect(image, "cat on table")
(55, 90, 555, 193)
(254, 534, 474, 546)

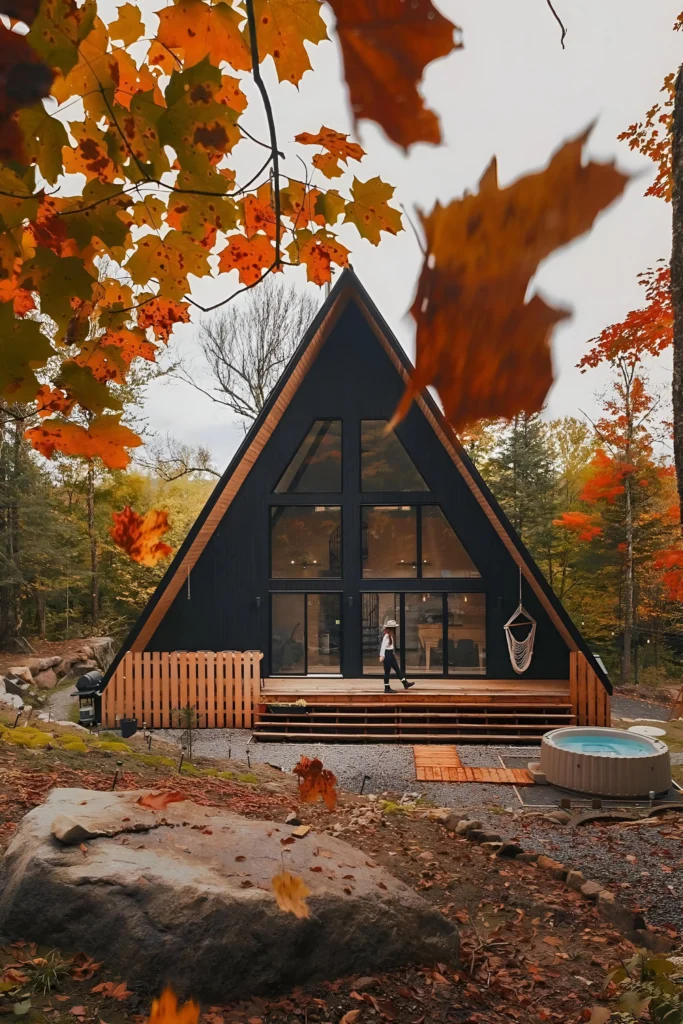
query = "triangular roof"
(103, 269, 610, 692)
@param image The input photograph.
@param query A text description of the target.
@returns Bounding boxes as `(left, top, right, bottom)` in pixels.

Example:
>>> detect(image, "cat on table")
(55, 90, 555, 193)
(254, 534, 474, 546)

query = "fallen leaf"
(340, 1012, 361, 1024)
(293, 756, 338, 810)
(272, 870, 311, 918)
(392, 128, 630, 432)
(69, 1008, 86, 1018)
(90, 982, 131, 1001)
(136, 791, 185, 811)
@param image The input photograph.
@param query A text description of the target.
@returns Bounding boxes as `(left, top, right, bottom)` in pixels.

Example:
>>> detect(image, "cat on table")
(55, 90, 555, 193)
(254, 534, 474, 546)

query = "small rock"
(628, 929, 674, 954)
(444, 812, 465, 831)
(516, 852, 539, 863)
(543, 810, 571, 825)
(598, 891, 644, 932)
(480, 832, 502, 843)
(34, 669, 58, 690)
(429, 809, 452, 826)
(481, 842, 503, 854)
(565, 870, 585, 891)
(580, 880, 603, 900)
(51, 815, 101, 845)
(465, 829, 486, 843)
(455, 819, 481, 836)
(0, 692, 24, 710)
(285, 813, 302, 826)
(537, 855, 567, 880)
(497, 843, 523, 858)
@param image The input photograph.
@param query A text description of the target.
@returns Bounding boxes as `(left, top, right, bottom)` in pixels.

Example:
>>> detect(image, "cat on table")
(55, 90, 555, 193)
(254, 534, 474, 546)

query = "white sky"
(142, 0, 681, 469)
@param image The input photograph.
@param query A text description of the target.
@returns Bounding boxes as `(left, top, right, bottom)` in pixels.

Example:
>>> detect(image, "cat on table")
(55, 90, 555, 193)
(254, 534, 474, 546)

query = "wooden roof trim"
(130, 285, 351, 652)
(354, 297, 579, 654)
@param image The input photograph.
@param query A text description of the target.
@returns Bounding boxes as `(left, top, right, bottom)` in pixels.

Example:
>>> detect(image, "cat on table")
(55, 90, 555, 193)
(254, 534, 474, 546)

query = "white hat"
(384, 619, 398, 628)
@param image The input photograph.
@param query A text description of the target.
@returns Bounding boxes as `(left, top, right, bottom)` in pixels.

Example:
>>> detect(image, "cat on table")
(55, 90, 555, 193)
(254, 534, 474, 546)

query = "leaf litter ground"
(0, 726, 678, 1024)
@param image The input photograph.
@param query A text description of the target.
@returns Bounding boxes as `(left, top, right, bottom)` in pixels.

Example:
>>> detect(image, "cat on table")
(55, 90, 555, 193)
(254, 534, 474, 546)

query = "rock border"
(429, 809, 675, 953)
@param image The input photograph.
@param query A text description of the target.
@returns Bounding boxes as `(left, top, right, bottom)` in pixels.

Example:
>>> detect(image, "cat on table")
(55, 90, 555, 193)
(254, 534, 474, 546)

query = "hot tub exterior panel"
(540, 728, 671, 798)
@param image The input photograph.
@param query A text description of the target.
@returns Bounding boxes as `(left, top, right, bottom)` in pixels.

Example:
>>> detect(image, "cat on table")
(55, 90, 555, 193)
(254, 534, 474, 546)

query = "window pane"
(271, 506, 341, 578)
(307, 594, 341, 674)
(361, 506, 417, 578)
(361, 420, 427, 491)
(421, 505, 480, 578)
(271, 594, 305, 675)
(275, 420, 342, 492)
(447, 594, 486, 676)
(361, 593, 400, 675)
(405, 593, 444, 675)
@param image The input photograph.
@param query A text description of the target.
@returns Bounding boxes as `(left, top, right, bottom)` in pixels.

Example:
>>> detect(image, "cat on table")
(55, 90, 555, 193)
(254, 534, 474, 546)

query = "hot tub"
(540, 727, 671, 798)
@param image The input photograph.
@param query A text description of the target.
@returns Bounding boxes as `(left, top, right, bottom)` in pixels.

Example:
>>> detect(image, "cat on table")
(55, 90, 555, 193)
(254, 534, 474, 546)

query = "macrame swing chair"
(504, 568, 537, 674)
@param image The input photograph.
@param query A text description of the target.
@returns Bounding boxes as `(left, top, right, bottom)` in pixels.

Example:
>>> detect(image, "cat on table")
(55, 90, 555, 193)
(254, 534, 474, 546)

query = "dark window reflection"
(275, 420, 342, 493)
(421, 505, 479, 578)
(361, 505, 417, 578)
(271, 506, 341, 578)
(447, 594, 486, 675)
(271, 594, 305, 674)
(361, 420, 427, 491)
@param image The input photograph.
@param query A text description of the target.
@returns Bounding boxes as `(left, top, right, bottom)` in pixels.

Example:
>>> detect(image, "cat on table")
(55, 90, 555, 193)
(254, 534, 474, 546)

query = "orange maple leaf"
(137, 297, 190, 343)
(655, 548, 683, 601)
(272, 870, 311, 918)
(157, 0, 250, 71)
(25, 414, 142, 469)
(392, 129, 630, 433)
(244, 183, 276, 239)
(91, 981, 132, 1001)
(295, 126, 365, 177)
(110, 508, 174, 567)
(326, 0, 459, 149)
(147, 989, 199, 1024)
(295, 232, 350, 285)
(252, 0, 328, 86)
(293, 755, 338, 810)
(136, 791, 185, 811)
(217, 233, 278, 285)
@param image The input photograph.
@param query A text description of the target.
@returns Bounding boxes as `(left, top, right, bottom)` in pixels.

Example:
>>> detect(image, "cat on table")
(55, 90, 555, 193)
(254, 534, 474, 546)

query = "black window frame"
(274, 418, 343, 495)
(270, 591, 343, 676)
(361, 504, 480, 580)
(359, 591, 486, 677)
(269, 504, 343, 580)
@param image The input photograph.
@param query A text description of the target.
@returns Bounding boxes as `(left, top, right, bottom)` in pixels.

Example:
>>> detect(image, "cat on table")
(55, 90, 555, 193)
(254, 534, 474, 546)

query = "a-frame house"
(102, 270, 611, 741)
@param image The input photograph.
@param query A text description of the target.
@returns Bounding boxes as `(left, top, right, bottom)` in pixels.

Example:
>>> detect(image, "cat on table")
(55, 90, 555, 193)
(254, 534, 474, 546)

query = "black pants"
(383, 650, 403, 685)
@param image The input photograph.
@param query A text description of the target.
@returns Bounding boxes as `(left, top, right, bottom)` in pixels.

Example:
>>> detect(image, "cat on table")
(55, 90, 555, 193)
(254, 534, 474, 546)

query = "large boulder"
(0, 789, 457, 1001)
(33, 668, 58, 690)
(26, 657, 62, 676)
(7, 666, 32, 685)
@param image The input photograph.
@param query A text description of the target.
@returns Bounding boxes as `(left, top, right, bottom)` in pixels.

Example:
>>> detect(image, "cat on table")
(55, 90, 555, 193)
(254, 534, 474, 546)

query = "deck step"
(252, 731, 552, 743)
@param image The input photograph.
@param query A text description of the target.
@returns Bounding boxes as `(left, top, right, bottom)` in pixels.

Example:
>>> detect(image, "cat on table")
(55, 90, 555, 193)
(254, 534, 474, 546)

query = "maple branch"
(245, 0, 282, 268)
(401, 203, 426, 255)
(185, 260, 294, 314)
(544, 0, 567, 49)
(239, 123, 285, 159)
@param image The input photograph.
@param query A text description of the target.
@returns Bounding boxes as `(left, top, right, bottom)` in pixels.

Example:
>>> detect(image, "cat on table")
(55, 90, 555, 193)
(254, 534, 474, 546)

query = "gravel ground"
(612, 694, 670, 721)
(43, 683, 78, 723)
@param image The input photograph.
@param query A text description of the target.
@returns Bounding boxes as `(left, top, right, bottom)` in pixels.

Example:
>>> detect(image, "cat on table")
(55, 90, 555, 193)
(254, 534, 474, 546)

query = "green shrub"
(3, 727, 51, 749)
(93, 739, 131, 753)
(237, 772, 258, 784)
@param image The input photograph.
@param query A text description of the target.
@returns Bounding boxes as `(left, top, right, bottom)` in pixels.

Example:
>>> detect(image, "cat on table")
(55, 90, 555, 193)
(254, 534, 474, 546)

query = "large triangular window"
(361, 420, 427, 491)
(275, 419, 342, 493)
(421, 505, 479, 578)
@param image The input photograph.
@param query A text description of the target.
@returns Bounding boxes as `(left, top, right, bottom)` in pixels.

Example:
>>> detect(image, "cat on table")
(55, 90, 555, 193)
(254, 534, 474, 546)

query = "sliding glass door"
(361, 592, 486, 676)
(271, 593, 341, 675)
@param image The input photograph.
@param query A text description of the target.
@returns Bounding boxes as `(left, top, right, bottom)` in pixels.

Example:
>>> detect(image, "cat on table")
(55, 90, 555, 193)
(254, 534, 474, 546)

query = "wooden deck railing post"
(569, 652, 611, 728)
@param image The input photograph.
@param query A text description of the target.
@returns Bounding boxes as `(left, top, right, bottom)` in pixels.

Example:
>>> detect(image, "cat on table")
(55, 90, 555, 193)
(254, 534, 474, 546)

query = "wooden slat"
(160, 652, 171, 728)
(150, 651, 161, 728)
(226, 652, 235, 727)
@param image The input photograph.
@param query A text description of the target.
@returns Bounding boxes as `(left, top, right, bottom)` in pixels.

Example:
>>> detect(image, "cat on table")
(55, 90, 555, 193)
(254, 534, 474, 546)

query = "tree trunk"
(623, 472, 634, 684)
(672, 66, 683, 529)
(35, 589, 46, 640)
(86, 461, 99, 626)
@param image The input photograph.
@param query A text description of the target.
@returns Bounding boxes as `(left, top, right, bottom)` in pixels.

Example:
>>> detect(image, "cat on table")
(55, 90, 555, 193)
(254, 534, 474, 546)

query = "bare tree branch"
(140, 434, 221, 481)
(545, 0, 567, 48)
(187, 277, 319, 421)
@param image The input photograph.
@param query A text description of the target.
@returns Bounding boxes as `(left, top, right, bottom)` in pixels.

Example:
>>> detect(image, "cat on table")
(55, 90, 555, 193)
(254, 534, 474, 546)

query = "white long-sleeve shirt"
(379, 634, 395, 660)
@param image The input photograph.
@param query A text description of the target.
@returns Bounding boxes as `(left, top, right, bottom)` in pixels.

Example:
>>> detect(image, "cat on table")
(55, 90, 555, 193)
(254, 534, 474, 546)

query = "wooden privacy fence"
(101, 651, 263, 729)
(569, 652, 611, 727)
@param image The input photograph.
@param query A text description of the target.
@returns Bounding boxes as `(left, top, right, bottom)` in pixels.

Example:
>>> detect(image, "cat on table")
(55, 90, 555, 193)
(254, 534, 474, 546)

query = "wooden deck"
(255, 677, 574, 743)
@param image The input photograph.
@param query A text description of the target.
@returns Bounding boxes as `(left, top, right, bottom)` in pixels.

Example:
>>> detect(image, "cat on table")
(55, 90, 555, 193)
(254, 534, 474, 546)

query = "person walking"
(379, 620, 414, 693)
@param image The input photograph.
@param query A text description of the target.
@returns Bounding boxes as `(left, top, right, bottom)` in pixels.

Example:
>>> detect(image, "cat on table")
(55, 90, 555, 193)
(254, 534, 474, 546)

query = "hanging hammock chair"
(504, 568, 537, 674)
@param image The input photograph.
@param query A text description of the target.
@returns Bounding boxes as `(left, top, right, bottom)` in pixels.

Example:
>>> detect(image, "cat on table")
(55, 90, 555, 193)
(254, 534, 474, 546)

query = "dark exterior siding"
(148, 301, 570, 681)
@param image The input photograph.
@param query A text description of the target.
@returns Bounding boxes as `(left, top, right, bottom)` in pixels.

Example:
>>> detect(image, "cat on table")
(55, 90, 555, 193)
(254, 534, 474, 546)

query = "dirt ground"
(0, 715, 678, 1024)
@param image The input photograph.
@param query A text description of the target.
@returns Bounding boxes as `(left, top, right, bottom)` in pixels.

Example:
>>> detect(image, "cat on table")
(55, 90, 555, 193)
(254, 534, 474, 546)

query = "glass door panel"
(271, 594, 305, 675)
(361, 593, 400, 675)
(405, 593, 444, 675)
(447, 594, 486, 675)
(307, 594, 341, 674)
